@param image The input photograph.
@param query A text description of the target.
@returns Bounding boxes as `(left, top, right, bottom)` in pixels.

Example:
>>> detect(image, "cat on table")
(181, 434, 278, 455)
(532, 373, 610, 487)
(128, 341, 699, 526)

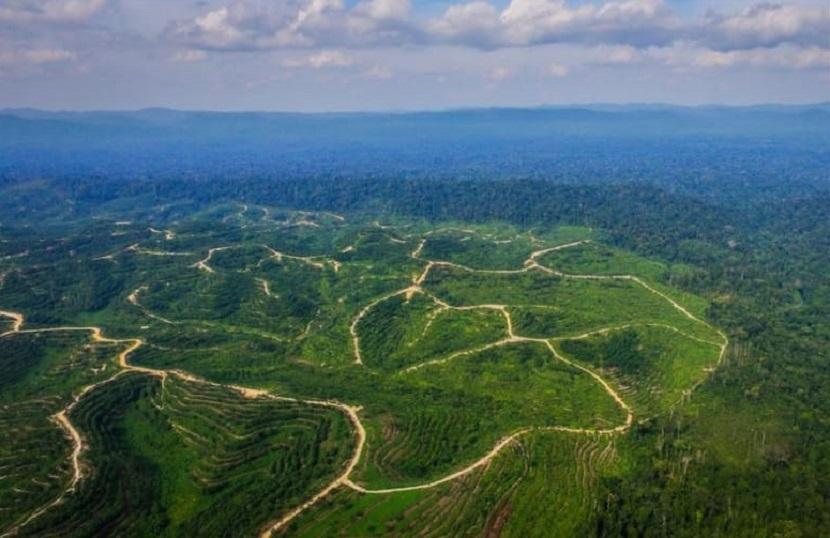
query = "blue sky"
(0, 0, 828, 111)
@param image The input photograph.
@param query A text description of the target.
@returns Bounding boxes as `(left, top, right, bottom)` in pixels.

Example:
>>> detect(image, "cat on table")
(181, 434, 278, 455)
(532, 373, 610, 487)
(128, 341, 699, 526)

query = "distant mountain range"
(1, 104, 828, 146)
(5, 102, 830, 116)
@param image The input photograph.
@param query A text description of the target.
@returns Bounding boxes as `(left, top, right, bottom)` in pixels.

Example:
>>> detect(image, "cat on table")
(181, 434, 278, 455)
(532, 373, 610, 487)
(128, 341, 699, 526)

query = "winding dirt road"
(0, 232, 728, 538)
(0, 311, 365, 538)
(340, 234, 726, 505)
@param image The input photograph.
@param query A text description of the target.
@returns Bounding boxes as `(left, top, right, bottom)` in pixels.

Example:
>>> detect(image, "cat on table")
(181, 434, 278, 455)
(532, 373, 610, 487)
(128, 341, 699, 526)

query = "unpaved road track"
(0, 311, 365, 538)
(273, 235, 728, 532)
(1, 234, 727, 537)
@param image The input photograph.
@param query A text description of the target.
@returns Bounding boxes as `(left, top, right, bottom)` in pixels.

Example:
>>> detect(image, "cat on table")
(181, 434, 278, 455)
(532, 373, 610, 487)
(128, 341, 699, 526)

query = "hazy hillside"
(1, 106, 828, 206)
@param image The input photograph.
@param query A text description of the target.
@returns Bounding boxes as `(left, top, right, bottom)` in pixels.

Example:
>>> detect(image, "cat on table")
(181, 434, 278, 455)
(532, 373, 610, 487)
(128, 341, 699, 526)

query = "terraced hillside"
(0, 205, 725, 537)
(14, 374, 353, 537)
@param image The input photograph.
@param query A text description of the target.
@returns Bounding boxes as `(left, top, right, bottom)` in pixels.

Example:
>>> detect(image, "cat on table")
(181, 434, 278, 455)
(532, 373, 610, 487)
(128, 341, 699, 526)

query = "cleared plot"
(355, 293, 507, 371)
(402, 308, 507, 370)
(0, 331, 123, 533)
(138, 259, 324, 339)
(290, 431, 621, 537)
(296, 310, 356, 368)
(191, 203, 254, 227)
(405, 342, 627, 431)
(419, 232, 538, 270)
(557, 325, 722, 415)
(0, 398, 69, 526)
(0, 332, 122, 400)
(335, 230, 415, 265)
(537, 241, 668, 281)
(290, 442, 529, 538)
(254, 223, 347, 257)
(0, 260, 131, 323)
(17, 374, 354, 538)
(129, 328, 291, 385)
(256, 208, 346, 233)
(206, 244, 270, 272)
(483, 432, 622, 537)
(354, 342, 626, 488)
(422, 266, 718, 341)
(533, 225, 597, 245)
(422, 264, 560, 305)
(355, 404, 487, 487)
(354, 293, 434, 369)
(537, 244, 712, 319)
(290, 468, 495, 537)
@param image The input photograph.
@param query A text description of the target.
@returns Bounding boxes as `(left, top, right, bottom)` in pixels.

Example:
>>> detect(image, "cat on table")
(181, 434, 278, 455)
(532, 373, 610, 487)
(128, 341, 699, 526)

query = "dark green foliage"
(420, 231, 537, 270)
(0, 331, 129, 533)
(563, 330, 645, 374)
(17, 374, 354, 538)
(0, 332, 48, 391)
(18, 374, 167, 537)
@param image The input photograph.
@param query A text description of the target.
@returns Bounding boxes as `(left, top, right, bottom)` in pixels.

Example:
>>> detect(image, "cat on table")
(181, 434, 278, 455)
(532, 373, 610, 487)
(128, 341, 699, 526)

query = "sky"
(0, 0, 828, 111)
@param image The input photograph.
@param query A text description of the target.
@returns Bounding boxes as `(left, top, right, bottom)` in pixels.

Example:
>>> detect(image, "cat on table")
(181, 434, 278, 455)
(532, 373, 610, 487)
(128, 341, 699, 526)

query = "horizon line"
(3, 101, 830, 116)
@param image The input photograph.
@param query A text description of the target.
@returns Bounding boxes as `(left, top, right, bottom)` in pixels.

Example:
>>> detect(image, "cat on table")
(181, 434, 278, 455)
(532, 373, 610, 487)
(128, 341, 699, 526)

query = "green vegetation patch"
(353, 342, 626, 487)
(425, 266, 719, 341)
(18, 374, 355, 537)
(0, 331, 124, 532)
(558, 326, 721, 415)
(538, 241, 668, 280)
(419, 231, 538, 270)
(130, 328, 291, 385)
(293, 431, 624, 538)
(139, 261, 322, 338)
(405, 342, 627, 432)
(356, 293, 507, 371)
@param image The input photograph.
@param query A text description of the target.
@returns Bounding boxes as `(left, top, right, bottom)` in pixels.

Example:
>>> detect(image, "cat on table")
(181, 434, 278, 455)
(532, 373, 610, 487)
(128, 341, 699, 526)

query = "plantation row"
(0, 331, 125, 532)
(16, 373, 354, 537)
(558, 326, 721, 416)
(291, 431, 623, 537)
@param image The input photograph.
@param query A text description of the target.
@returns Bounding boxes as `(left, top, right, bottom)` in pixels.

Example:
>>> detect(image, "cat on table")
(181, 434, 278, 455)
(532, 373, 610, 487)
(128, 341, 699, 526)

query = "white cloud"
(308, 49, 353, 67)
(547, 62, 569, 76)
(0, 48, 77, 65)
(165, 0, 418, 51)
(427, 2, 501, 47)
(163, 0, 830, 57)
(488, 65, 513, 81)
(575, 39, 830, 73)
(173, 49, 208, 63)
(704, 3, 830, 51)
(156, 0, 830, 82)
(431, 0, 678, 49)
(598, 44, 641, 64)
(353, 0, 410, 21)
(688, 45, 830, 70)
(588, 42, 830, 71)
(0, 0, 108, 24)
(364, 64, 393, 79)
(186, 6, 247, 49)
(25, 48, 76, 63)
(283, 49, 354, 68)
